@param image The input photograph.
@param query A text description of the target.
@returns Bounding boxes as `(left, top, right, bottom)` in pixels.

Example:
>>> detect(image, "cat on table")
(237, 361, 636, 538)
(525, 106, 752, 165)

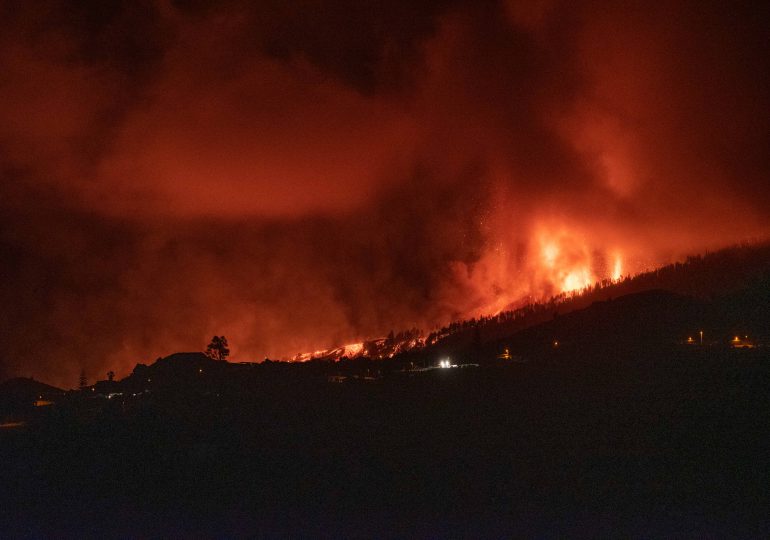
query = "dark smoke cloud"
(1, 0, 768, 387)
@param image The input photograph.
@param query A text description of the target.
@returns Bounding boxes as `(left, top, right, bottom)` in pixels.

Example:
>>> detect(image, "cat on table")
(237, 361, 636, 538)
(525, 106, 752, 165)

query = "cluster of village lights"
(685, 331, 753, 347)
(685, 330, 704, 345)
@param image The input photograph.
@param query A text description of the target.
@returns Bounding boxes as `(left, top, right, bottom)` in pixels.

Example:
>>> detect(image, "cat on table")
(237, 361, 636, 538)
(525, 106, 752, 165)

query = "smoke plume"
(1, 0, 768, 386)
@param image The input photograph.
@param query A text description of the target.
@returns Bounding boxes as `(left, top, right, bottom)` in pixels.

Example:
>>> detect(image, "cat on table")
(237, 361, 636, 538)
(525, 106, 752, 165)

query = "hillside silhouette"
(293, 241, 770, 364)
(1, 243, 769, 536)
(423, 241, 770, 354)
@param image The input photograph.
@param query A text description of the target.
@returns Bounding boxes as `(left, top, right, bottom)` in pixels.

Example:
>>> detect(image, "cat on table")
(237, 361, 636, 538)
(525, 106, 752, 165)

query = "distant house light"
(731, 335, 755, 349)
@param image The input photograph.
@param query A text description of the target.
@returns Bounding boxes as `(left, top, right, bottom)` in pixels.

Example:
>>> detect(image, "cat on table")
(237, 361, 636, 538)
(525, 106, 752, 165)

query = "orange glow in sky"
(0, 0, 768, 387)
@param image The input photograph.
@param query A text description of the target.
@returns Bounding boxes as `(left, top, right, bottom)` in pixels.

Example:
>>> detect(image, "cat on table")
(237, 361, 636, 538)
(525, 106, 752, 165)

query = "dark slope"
(1, 245, 769, 536)
(424, 267, 770, 367)
(0, 377, 64, 396)
(488, 289, 702, 356)
(2, 340, 769, 537)
(0, 377, 65, 424)
(0, 377, 64, 407)
(426, 241, 770, 355)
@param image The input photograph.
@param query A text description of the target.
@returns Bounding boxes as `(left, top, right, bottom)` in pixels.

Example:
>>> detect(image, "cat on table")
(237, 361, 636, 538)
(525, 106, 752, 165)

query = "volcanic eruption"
(0, 0, 768, 387)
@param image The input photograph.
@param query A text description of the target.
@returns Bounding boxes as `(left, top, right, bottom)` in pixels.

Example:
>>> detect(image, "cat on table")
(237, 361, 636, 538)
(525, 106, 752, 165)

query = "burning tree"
(206, 335, 230, 362)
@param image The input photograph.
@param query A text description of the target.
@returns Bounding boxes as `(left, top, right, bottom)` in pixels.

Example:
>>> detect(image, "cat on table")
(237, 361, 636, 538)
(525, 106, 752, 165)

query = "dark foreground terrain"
(1, 346, 769, 537)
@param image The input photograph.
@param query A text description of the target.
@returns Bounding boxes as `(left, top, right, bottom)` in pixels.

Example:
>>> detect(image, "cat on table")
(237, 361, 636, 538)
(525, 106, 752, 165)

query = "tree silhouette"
(107, 371, 115, 382)
(206, 335, 230, 361)
(78, 369, 87, 389)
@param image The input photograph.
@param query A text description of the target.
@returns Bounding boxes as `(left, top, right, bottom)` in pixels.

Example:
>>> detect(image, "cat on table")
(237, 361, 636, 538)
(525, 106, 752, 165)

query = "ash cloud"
(1, 0, 768, 387)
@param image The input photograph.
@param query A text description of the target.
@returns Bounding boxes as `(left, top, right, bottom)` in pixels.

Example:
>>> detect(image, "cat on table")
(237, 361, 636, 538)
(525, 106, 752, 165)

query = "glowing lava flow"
(292, 341, 365, 362)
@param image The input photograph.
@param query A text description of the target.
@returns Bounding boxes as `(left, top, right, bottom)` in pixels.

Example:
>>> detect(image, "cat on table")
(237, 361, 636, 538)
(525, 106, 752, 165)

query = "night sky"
(1, 0, 768, 387)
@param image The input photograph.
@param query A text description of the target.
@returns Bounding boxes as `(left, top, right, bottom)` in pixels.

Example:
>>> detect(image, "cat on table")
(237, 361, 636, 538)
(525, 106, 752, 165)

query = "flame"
(612, 254, 623, 281)
(562, 267, 593, 291)
(536, 226, 597, 293)
(439, 203, 654, 320)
